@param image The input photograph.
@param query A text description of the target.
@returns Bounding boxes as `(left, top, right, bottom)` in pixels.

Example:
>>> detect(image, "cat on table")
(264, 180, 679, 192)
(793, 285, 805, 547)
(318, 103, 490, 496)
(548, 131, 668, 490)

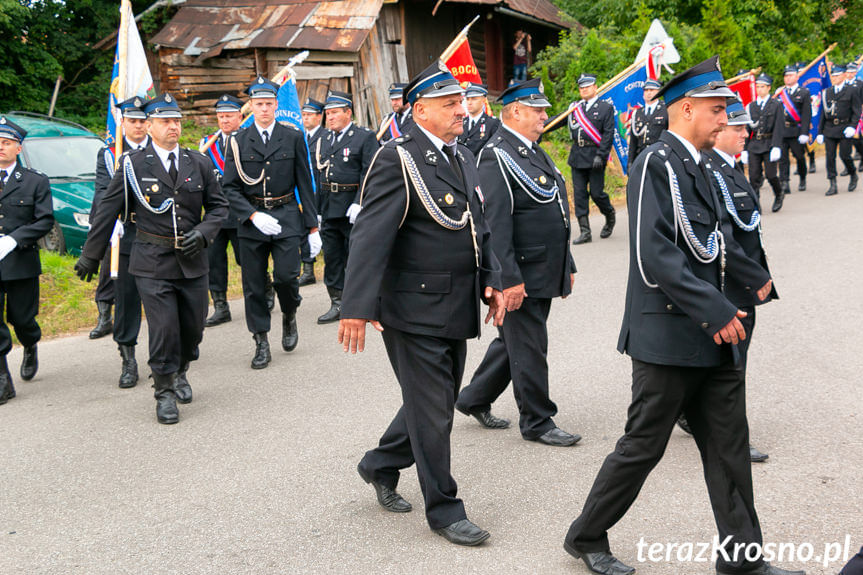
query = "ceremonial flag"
(799, 56, 831, 141)
(728, 74, 756, 107)
(598, 65, 648, 175)
(636, 19, 680, 75)
(275, 74, 316, 199)
(444, 37, 482, 86)
(106, 0, 155, 145)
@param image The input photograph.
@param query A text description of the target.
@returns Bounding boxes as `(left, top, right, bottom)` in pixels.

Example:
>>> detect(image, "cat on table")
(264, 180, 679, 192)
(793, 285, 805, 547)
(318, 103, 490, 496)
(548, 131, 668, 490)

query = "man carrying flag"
(777, 65, 812, 192)
(548, 73, 616, 244)
(90, 97, 148, 389)
(299, 97, 326, 287)
(377, 84, 413, 144)
(201, 94, 244, 327)
(458, 83, 500, 155)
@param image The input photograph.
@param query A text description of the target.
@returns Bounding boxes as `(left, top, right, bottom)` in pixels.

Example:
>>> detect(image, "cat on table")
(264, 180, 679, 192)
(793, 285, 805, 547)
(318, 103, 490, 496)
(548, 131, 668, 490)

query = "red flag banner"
(445, 38, 482, 86)
(728, 75, 755, 107)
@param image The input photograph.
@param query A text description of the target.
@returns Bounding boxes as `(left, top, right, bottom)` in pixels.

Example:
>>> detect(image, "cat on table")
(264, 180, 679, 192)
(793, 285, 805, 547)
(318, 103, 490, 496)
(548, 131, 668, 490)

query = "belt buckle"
(129, 212, 136, 224)
(833, 119, 840, 125)
(331, 182, 339, 193)
(174, 234, 184, 250)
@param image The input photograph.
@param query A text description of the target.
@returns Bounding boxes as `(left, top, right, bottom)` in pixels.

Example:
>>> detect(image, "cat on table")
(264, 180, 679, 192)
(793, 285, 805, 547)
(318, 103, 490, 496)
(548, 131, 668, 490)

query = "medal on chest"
(343, 148, 350, 162)
(480, 123, 486, 138)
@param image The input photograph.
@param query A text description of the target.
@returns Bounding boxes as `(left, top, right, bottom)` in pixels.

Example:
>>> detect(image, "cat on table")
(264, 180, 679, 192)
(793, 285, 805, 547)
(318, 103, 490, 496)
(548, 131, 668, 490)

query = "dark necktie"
(167, 152, 178, 183)
(442, 145, 464, 187)
(262, 130, 270, 146)
(0, 170, 6, 193)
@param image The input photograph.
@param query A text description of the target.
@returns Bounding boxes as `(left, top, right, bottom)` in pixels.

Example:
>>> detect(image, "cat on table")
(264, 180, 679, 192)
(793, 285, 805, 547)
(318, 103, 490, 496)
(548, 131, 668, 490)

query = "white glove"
(816, 134, 824, 145)
(769, 147, 781, 163)
(111, 220, 125, 240)
(740, 151, 749, 165)
(308, 230, 322, 259)
(798, 135, 809, 145)
(346, 203, 362, 224)
(843, 127, 855, 139)
(251, 212, 282, 236)
(0, 236, 17, 261)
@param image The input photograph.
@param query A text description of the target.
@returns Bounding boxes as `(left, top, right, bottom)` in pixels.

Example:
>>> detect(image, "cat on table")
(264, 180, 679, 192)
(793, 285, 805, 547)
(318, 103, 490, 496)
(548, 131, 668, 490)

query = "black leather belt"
(754, 132, 773, 140)
(321, 182, 359, 193)
(784, 121, 798, 128)
(831, 118, 848, 125)
(250, 195, 291, 209)
(137, 229, 182, 249)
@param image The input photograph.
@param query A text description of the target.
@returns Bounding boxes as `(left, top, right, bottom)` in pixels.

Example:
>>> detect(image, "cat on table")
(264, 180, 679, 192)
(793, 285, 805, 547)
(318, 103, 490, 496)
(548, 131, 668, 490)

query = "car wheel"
(38, 222, 66, 255)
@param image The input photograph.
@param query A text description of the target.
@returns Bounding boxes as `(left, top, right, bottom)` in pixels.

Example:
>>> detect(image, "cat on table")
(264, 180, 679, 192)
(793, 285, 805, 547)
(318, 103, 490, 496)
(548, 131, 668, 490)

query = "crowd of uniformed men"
(0, 51, 862, 575)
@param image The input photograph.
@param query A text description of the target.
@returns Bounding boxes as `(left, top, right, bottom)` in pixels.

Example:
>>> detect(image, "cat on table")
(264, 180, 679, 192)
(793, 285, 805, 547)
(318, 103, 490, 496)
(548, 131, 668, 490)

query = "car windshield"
(23, 136, 106, 179)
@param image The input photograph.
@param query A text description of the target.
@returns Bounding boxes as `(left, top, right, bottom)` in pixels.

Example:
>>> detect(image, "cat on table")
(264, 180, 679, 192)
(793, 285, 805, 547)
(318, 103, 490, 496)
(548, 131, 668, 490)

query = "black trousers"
(571, 167, 613, 219)
(358, 326, 468, 530)
(748, 151, 782, 197)
(113, 252, 142, 346)
(565, 353, 763, 572)
(321, 217, 351, 290)
(457, 297, 557, 439)
(135, 275, 207, 376)
(94, 248, 115, 304)
(853, 136, 863, 159)
(779, 136, 807, 183)
(207, 227, 241, 292)
(824, 136, 857, 179)
(0, 277, 41, 356)
(239, 235, 301, 334)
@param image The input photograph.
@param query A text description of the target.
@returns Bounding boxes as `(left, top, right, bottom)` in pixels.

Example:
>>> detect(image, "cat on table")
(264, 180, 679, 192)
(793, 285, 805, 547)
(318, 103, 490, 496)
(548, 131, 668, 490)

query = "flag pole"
(440, 15, 480, 63)
(726, 67, 761, 85)
(200, 52, 309, 154)
(543, 57, 648, 134)
(110, 0, 131, 280)
(799, 43, 838, 76)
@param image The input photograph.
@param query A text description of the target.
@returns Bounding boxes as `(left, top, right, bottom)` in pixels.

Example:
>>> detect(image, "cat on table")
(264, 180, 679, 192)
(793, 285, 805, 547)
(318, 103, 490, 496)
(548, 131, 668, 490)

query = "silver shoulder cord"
(229, 136, 266, 194)
(493, 147, 568, 227)
(123, 155, 178, 239)
(395, 145, 479, 266)
(636, 152, 726, 290)
(630, 109, 647, 139)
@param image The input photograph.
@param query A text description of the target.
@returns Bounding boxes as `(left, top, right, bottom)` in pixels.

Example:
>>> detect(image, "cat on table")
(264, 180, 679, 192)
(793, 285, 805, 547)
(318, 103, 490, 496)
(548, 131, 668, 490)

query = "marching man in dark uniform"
(816, 64, 862, 195)
(75, 94, 229, 424)
(455, 79, 580, 447)
(458, 82, 500, 156)
(627, 78, 668, 165)
(222, 77, 320, 369)
(92, 97, 149, 389)
(550, 73, 616, 244)
(705, 97, 778, 463)
(201, 94, 244, 327)
(777, 65, 812, 192)
(743, 74, 785, 212)
(313, 90, 377, 324)
(843, 62, 863, 172)
(88, 99, 151, 340)
(339, 61, 505, 546)
(298, 97, 326, 287)
(377, 83, 413, 143)
(562, 58, 803, 575)
(0, 117, 54, 405)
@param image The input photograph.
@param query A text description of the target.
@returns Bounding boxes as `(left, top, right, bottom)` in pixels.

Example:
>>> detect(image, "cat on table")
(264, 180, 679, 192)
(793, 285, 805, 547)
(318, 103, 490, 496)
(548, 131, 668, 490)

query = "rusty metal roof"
(150, 0, 384, 54)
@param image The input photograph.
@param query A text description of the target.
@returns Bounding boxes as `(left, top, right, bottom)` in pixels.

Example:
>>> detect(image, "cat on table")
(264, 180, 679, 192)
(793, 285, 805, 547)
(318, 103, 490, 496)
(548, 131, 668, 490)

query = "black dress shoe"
(298, 262, 316, 286)
(849, 172, 858, 192)
(749, 445, 769, 463)
(532, 427, 581, 447)
(0, 358, 15, 405)
(797, 179, 806, 191)
(456, 405, 510, 429)
(251, 333, 271, 369)
(599, 211, 615, 239)
(433, 519, 490, 546)
(20, 344, 38, 381)
(118, 344, 138, 388)
(173, 361, 193, 404)
(826, 179, 838, 196)
(282, 312, 298, 352)
(357, 464, 412, 512)
(564, 541, 635, 575)
(152, 373, 179, 425)
(840, 167, 849, 177)
(89, 301, 113, 339)
(807, 162, 816, 174)
(716, 561, 804, 575)
(771, 193, 783, 212)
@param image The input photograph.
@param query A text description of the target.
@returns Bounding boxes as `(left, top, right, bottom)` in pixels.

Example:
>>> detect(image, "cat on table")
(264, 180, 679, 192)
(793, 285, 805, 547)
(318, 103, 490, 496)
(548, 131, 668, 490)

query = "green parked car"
(5, 112, 106, 255)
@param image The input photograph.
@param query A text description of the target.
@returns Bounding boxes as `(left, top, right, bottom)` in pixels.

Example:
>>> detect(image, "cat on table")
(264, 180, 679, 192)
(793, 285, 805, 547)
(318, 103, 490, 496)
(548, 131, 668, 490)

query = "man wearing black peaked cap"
(743, 74, 785, 212)
(456, 78, 580, 447)
(458, 83, 500, 155)
(339, 61, 505, 547)
(75, 94, 229, 424)
(562, 58, 804, 575)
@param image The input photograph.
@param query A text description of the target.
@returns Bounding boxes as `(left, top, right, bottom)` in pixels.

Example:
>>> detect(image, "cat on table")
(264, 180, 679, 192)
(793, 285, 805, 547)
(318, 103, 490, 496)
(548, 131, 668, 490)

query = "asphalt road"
(2, 160, 861, 575)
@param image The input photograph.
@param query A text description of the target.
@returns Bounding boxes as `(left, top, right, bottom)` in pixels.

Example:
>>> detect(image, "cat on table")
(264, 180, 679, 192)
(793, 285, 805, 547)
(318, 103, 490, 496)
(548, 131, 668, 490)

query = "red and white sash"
(572, 103, 602, 146)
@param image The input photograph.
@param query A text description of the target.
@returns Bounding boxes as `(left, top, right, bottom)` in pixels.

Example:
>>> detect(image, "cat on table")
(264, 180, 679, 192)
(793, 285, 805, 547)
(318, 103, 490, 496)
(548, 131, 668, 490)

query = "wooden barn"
(148, 0, 573, 126)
